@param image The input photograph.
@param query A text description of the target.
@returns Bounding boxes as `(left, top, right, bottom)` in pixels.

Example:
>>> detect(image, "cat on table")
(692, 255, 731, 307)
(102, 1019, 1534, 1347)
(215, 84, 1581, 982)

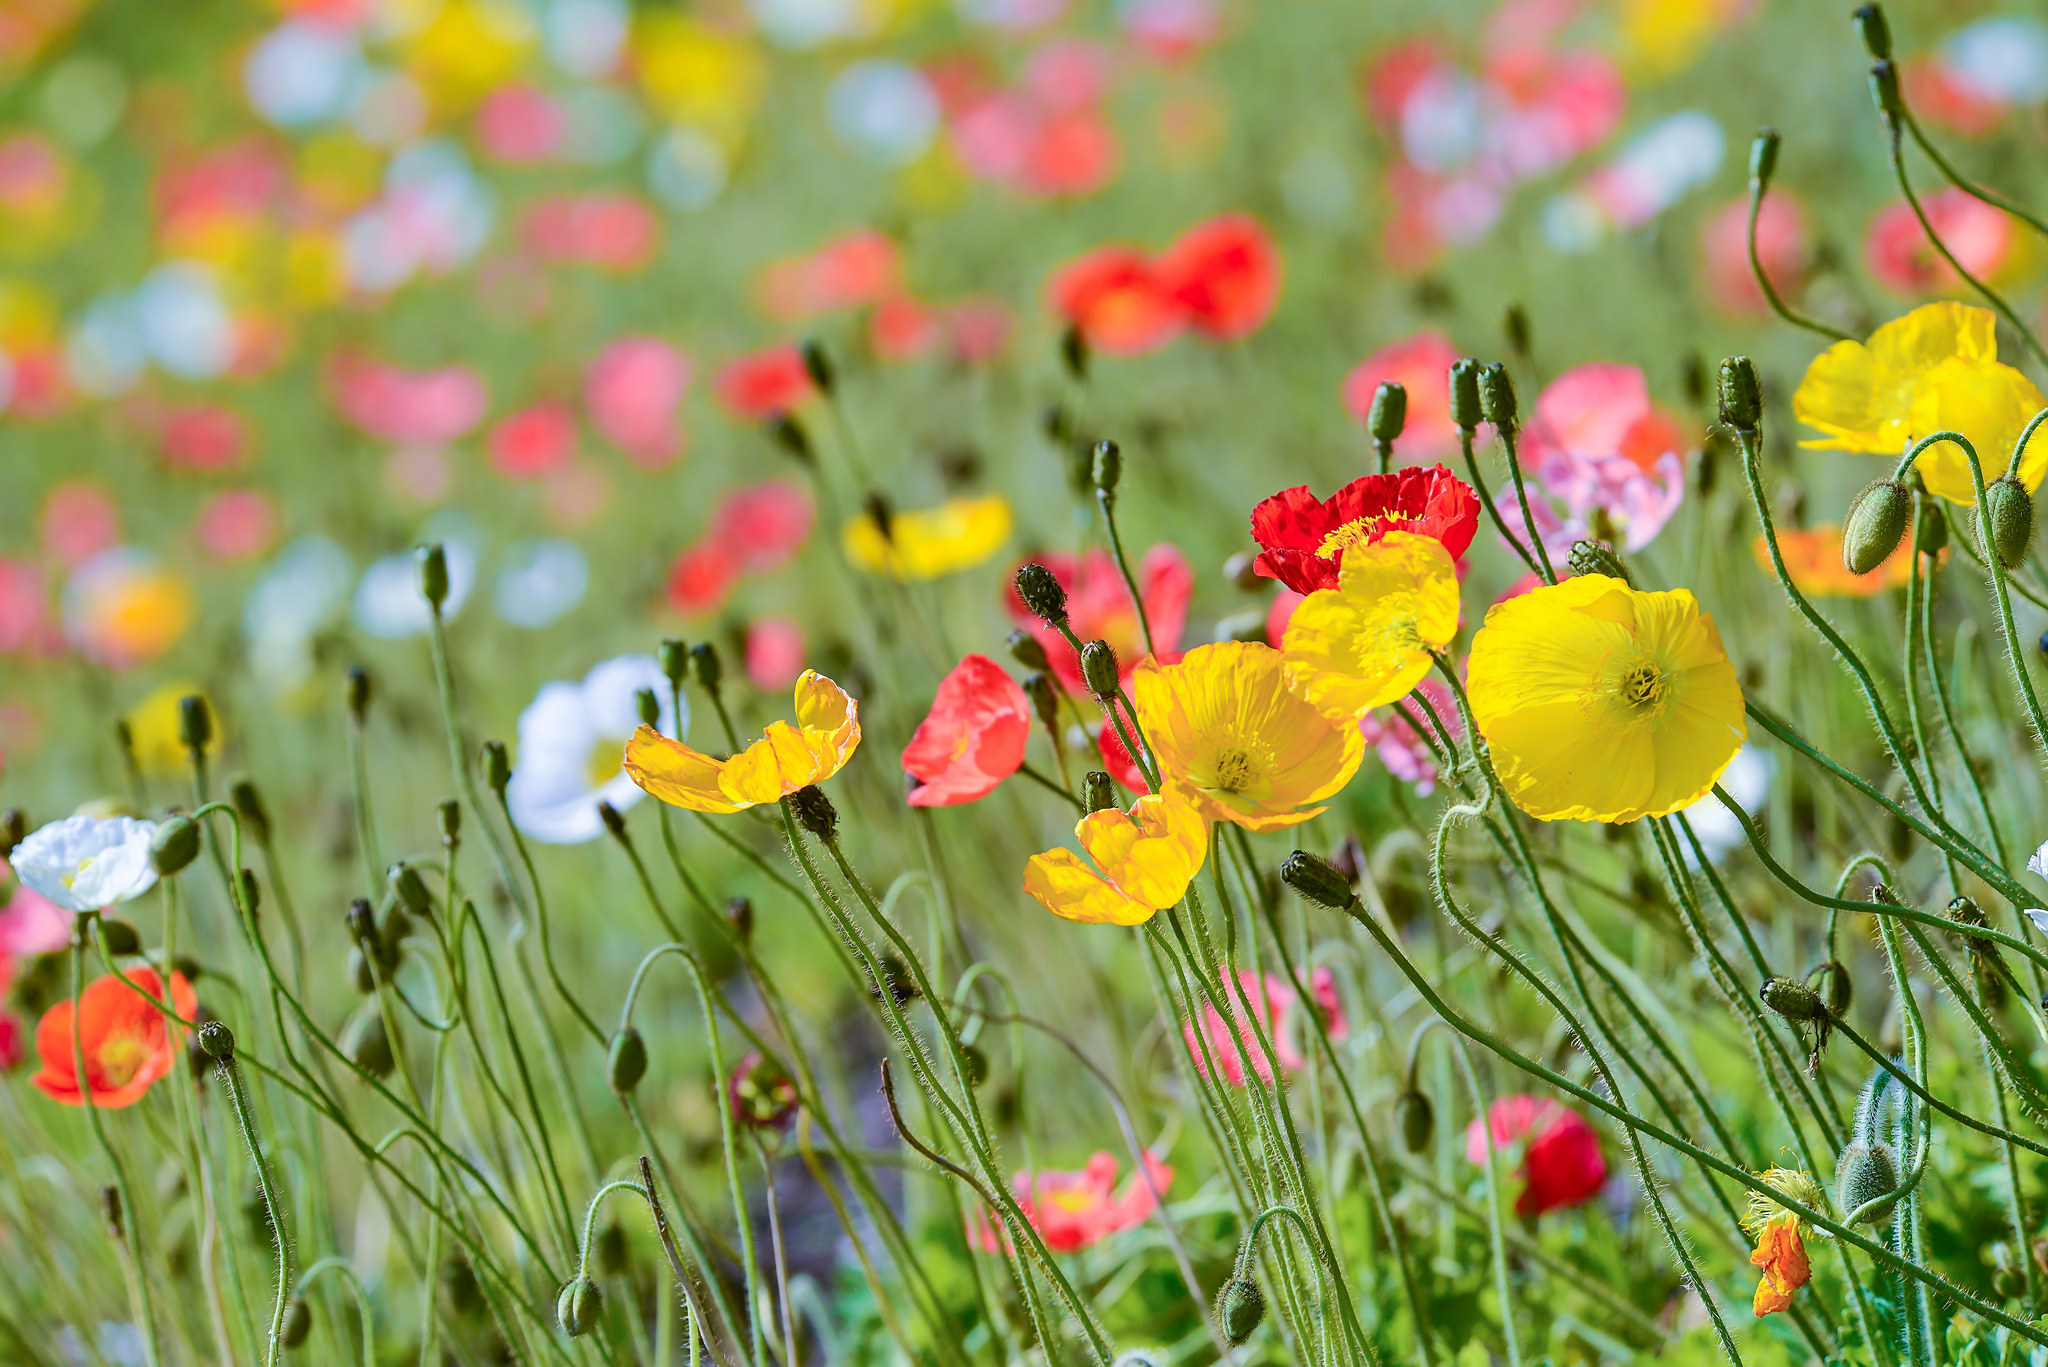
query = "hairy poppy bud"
(341, 1006, 394, 1079)
(388, 861, 432, 916)
(557, 1277, 603, 1338)
(1008, 629, 1051, 672)
(198, 1021, 235, 1063)
(100, 918, 141, 957)
(868, 954, 920, 1007)
(1809, 960, 1852, 1017)
(1842, 479, 1911, 574)
(1477, 362, 1517, 433)
(658, 638, 689, 689)
(1368, 382, 1407, 444)
(443, 1258, 484, 1317)
(279, 1295, 311, 1349)
(236, 866, 260, 920)
(768, 414, 813, 463)
(1853, 3, 1890, 59)
(1281, 850, 1354, 910)
(1092, 439, 1121, 495)
(178, 695, 214, 757)
(437, 799, 461, 844)
(1022, 673, 1059, 735)
(800, 337, 834, 394)
(789, 785, 838, 841)
(1014, 563, 1069, 627)
(1837, 1140, 1901, 1224)
(691, 641, 723, 694)
(1749, 128, 1779, 189)
(1448, 358, 1483, 430)
(0, 807, 23, 860)
(416, 544, 449, 609)
(726, 896, 754, 942)
(1566, 540, 1633, 585)
(150, 815, 201, 877)
(1983, 476, 2034, 569)
(607, 1027, 648, 1094)
(1717, 356, 1762, 429)
(1222, 551, 1263, 592)
(1869, 59, 1902, 121)
(345, 666, 371, 721)
(1915, 491, 1949, 555)
(1079, 640, 1119, 699)
(1994, 1254, 2026, 1301)
(1215, 1275, 1266, 1347)
(1060, 323, 1088, 382)
(480, 739, 511, 794)
(1760, 976, 1828, 1022)
(597, 801, 627, 840)
(1395, 1090, 1434, 1154)
(1082, 771, 1118, 813)
(229, 779, 270, 846)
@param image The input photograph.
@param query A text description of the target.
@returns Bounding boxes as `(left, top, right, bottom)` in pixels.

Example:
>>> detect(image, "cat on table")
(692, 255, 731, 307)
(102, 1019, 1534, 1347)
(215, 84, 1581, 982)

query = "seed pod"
(635, 687, 661, 729)
(1749, 127, 1780, 188)
(341, 1006, 394, 1079)
(1395, 1090, 1435, 1154)
(179, 695, 214, 755)
(1476, 363, 1517, 432)
(1717, 356, 1762, 430)
(658, 638, 690, 689)
(1014, 563, 1069, 627)
(1079, 641, 1119, 699)
(1853, 3, 1890, 59)
(1082, 771, 1118, 814)
(1092, 439, 1121, 495)
(1760, 976, 1829, 1022)
(1566, 540, 1632, 586)
(607, 1027, 648, 1095)
(789, 785, 838, 841)
(416, 544, 450, 609)
(1007, 629, 1051, 672)
(1841, 479, 1911, 574)
(1368, 381, 1407, 445)
(557, 1277, 603, 1338)
(99, 918, 142, 957)
(230, 779, 271, 846)
(1836, 1140, 1901, 1224)
(150, 815, 201, 877)
(280, 1296, 312, 1349)
(1983, 476, 2034, 569)
(1022, 673, 1059, 734)
(1281, 851, 1354, 910)
(388, 861, 432, 916)
(480, 740, 511, 794)
(1215, 1275, 1266, 1347)
(198, 1021, 236, 1063)
(1448, 358, 1483, 430)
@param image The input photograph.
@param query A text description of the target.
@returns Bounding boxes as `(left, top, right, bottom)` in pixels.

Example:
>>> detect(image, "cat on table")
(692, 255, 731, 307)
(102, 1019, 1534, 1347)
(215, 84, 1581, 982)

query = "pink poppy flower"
(944, 297, 1012, 363)
(0, 559, 50, 655)
(4, 348, 68, 420)
(1341, 331, 1464, 457)
(195, 490, 279, 562)
(1121, 0, 1221, 63)
(758, 230, 901, 321)
(0, 1013, 22, 1072)
(1700, 192, 1805, 316)
(715, 344, 817, 421)
(0, 862, 68, 958)
(871, 295, 942, 363)
(328, 351, 488, 446)
(585, 336, 691, 469)
(1021, 39, 1112, 112)
(476, 86, 567, 164)
(158, 403, 251, 472)
(521, 193, 659, 272)
(1185, 965, 1348, 1086)
(1156, 213, 1280, 342)
(1360, 677, 1460, 795)
(1003, 544, 1193, 693)
(1262, 586, 1306, 651)
(711, 480, 814, 573)
(1866, 188, 2018, 297)
(976, 1151, 1173, 1253)
(902, 654, 1031, 806)
(41, 482, 118, 566)
(1466, 1094, 1608, 1216)
(951, 92, 1039, 184)
(745, 618, 806, 691)
(489, 403, 578, 480)
(1520, 363, 1688, 554)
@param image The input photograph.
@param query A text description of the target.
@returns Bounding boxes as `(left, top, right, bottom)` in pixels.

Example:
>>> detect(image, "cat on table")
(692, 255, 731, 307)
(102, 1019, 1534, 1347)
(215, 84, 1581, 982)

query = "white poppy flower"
(11, 814, 161, 913)
(2028, 839, 2048, 882)
(507, 656, 683, 844)
(1676, 743, 1774, 867)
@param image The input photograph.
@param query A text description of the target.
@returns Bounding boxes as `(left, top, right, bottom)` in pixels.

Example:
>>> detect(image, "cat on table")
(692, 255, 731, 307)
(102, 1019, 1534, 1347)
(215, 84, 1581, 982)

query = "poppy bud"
(1327, 833, 1364, 886)
(863, 492, 895, 544)
(1915, 491, 1949, 555)
(1717, 356, 1762, 429)
(726, 896, 754, 942)
(868, 954, 920, 1007)
(800, 337, 834, 394)
(341, 1006, 394, 1079)
(557, 1277, 603, 1338)
(388, 861, 432, 917)
(1014, 564, 1070, 627)
(437, 799, 461, 844)
(1994, 1258, 2026, 1301)
(1281, 850, 1354, 910)
(280, 1297, 312, 1349)
(1082, 771, 1118, 813)
(416, 543, 450, 610)
(198, 1021, 235, 1063)
(0, 807, 23, 860)
(100, 918, 141, 957)
(631, 687, 661, 732)
(1022, 673, 1059, 734)
(1760, 976, 1829, 1022)
(102, 1184, 124, 1238)
(1395, 1090, 1434, 1154)
(1221, 551, 1263, 592)
(1477, 363, 1517, 433)
(347, 946, 375, 994)
(1041, 402, 1073, 444)
(1214, 611, 1267, 644)
(1837, 1140, 1901, 1224)
(1060, 323, 1089, 382)
(1079, 640, 1119, 699)
(1215, 1275, 1266, 1347)
(596, 1221, 628, 1276)
(1983, 476, 2034, 569)
(1749, 128, 1780, 189)
(236, 865, 260, 919)
(346, 897, 378, 946)
(607, 1027, 648, 1094)
(480, 740, 511, 794)
(1007, 629, 1051, 672)
(1448, 358, 1483, 431)
(1869, 60, 1902, 121)
(1502, 304, 1531, 358)
(768, 414, 813, 463)
(658, 638, 689, 689)
(691, 641, 723, 694)
(789, 785, 838, 841)
(177, 695, 213, 757)
(150, 815, 201, 877)
(1368, 382, 1408, 446)
(597, 801, 627, 840)
(1853, 3, 1890, 59)
(1566, 540, 1633, 586)
(960, 1043, 989, 1088)
(1841, 479, 1911, 574)
(1092, 439, 1121, 495)
(345, 666, 371, 721)
(1809, 960, 1853, 1016)
(229, 779, 270, 846)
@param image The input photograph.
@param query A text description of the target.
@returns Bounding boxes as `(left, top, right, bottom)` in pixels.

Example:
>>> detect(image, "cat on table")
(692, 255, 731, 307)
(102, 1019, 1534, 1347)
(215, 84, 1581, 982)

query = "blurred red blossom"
(40, 482, 117, 566)
(758, 230, 900, 321)
(520, 193, 659, 272)
(489, 402, 578, 480)
(664, 480, 815, 615)
(158, 403, 251, 471)
(1157, 214, 1279, 341)
(476, 86, 567, 164)
(195, 489, 279, 562)
(329, 351, 487, 446)
(0, 1013, 21, 1072)
(745, 618, 806, 691)
(1466, 1094, 1608, 1216)
(715, 344, 816, 421)
(1095, 721, 1148, 793)
(1866, 188, 2020, 296)
(0, 559, 51, 655)
(1047, 248, 1183, 355)
(1341, 331, 1463, 456)
(585, 336, 691, 468)
(1004, 544, 1192, 692)
(902, 654, 1031, 806)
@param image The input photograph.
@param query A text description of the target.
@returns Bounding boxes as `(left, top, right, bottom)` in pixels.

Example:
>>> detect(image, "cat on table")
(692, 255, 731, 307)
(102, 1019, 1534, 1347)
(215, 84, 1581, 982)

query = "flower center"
(94, 1031, 151, 1089)
(1212, 748, 1255, 792)
(1316, 513, 1413, 559)
(1619, 663, 1663, 709)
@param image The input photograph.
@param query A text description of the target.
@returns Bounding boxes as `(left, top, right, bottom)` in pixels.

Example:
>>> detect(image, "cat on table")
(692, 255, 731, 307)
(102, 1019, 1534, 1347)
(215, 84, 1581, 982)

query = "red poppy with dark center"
(1046, 248, 1184, 355)
(1249, 465, 1480, 594)
(902, 654, 1032, 806)
(1003, 544, 1192, 692)
(1156, 213, 1280, 341)
(33, 966, 197, 1109)
(715, 344, 817, 420)
(1465, 1094, 1607, 1216)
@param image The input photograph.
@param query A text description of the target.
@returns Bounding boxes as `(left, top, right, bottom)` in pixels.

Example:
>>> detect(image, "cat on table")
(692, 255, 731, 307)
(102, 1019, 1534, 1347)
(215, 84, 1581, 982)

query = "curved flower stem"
(1457, 425, 1545, 576)
(1094, 487, 1156, 659)
(1868, 901, 1933, 1364)
(494, 790, 604, 1046)
(1900, 106, 2048, 243)
(1745, 157, 1852, 342)
(1901, 519, 1958, 894)
(293, 1258, 376, 1367)
(212, 1044, 290, 1367)
(1918, 552, 2012, 870)
(1015, 761, 1084, 810)
(1495, 423, 1556, 584)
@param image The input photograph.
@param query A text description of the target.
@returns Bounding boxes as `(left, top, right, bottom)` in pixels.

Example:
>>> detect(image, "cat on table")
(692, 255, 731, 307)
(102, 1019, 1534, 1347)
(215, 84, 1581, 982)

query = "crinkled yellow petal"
(1022, 848, 1152, 926)
(1110, 788, 1209, 907)
(842, 496, 1013, 580)
(791, 669, 861, 776)
(1792, 338, 1900, 454)
(1870, 300, 1996, 373)
(1283, 532, 1461, 719)
(623, 725, 748, 813)
(1904, 357, 2048, 504)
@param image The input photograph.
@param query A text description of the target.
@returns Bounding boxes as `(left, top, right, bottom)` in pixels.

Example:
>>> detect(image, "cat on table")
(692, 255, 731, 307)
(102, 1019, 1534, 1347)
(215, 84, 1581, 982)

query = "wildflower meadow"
(11, 0, 2048, 1364)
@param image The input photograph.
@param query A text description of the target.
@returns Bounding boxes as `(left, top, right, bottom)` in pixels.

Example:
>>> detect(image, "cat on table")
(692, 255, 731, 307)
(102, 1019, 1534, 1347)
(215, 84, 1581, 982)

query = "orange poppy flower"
(1755, 526, 1915, 598)
(1749, 1212, 1810, 1316)
(33, 966, 197, 1109)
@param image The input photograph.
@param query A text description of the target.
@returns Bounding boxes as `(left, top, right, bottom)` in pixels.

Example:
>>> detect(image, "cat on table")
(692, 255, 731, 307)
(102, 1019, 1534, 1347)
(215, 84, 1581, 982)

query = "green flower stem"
(1458, 425, 1545, 577)
(1450, 1038, 1521, 1367)
(1093, 488, 1156, 659)
(1917, 553, 2011, 870)
(1495, 423, 1556, 585)
(495, 791, 605, 1046)
(1938, 501, 2048, 611)
(1744, 161, 1852, 342)
(1049, 618, 1161, 788)
(293, 1257, 376, 1367)
(1870, 905, 1934, 1365)
(345, 703, 381, 898)
(1900, 105, 2048, 244)
(210, 1042, 290, 1367)
(1015, 760, 1083, 810)
(626, 1099, 746, 1366)
(1901, 518, 1959, 895)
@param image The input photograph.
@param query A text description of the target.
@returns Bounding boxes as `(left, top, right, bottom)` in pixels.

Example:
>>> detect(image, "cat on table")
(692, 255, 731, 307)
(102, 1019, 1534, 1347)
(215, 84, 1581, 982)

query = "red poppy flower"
(520, 193, 659, 272)
(0, 1012, 22, 1072)
(1023, 110, 1119, 197)
(976, 1151, 1173, 1253)
(489, 402, 578, 480)
(1156, 213, 1280, 341)
(715, 344, 817, 421)
(1465, 1094, 1607, 1216)
(1046, 248, 1185, 355)
(1866, 187, 2017, 297)
(1249, 466, 1481, 594)
(1340, 331, 1462, 456)
(871, 295, 942, 362)
(711, 480, 816, 572)
(902, 654, 1032, 806)
(158, 403, 250, 472)
(1902, 55, 2009, 138)
(759, 230, 901, 321)
(1004, 544, 1193, 692)
(33, 966, 197, 1109)
(665, 542, 739, 617)
(1095, 721, 1148, 793)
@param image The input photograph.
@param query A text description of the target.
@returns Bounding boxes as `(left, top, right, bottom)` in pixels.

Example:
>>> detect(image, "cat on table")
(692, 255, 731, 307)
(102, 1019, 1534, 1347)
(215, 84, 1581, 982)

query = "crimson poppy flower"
(1249, 466, 1480, 594)
(1341, 331, 1462, 456)
(1465, 1094, 1607, 1216)
(33, 966, 197, 1109)
(665, 542, 740, 617)
(715, 344, 817, 421)
(902, 654, 1032, 806)
(489, 402, 578, 480)
(1004, 544, 1193, 692)
(1046, 248, 1185, 355)
(1866, 188, 2018, 297)
(975, 1151, 1173, 1253)
(1156, 214, 1280, 341)
(1023, 111, 1119, 197)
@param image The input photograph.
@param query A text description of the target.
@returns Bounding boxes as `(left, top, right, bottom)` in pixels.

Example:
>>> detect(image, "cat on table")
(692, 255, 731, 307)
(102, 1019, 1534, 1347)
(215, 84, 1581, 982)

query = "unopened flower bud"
(868, 953, 920, 1006)
(232, 865, 257, 920)
(1014, 564, 1069, 627)
(1079, 640, 1119, 699)
(557, 1277, 603, 1338)
(789, 785, 838, 841)
(1566, 540, 1633, 585)
(198, 1021, 235, 1063)
(800, 337, 834, 394)
(150, 815, 201, 877)
(345, 897, 378, 945)
(607, 1027, 648, 1094)
(1448, 358, 1483, 430)
(102, 1185, 123, 1238)
(691, 641, 723, 694)
(1995, 1258, 2026, 1301)
(1022, 672, 1059, 734)
(1983, 476, 2034, 569)
(768, 414, 813, 463)
(1749, 128, 1780, 188)
(1717, 356, 1762, 429)
(345, 666, 371, 721)
(1081, 437, 1118, 495)
(437, 799, 461, 844)
(388, 862, 432, 917)
(1082, 771, 1118, 813)
(1060, 323, 1089, 382)
(1215, 1275, 1266, 1347)
(99, 917, 141, 957)
(1869, 59, 1902, 121)
(416, 544, 449, 609)
(444, 1258, 484, 1317)
(173, 698, 212, 760)
(1477, 363, 1517, 432)
(1842, 479, 1911, 574)
(629, 688, 659, 733)
(1327, 833, 1364, 886)
(1760, 976, 1829, 1022)
(1916, 493, 1949, 555)
(229, 779, 270, 847)
(658, 638, 689, 689)
(597, 801, 627, 840)
(1853, 3, 1890, 59)
(347, 946, 375, 994)
(281, 1296, 312, 1348)
(1007, 629, 1051, 672)
(1368, 381, 1407, 445)
(1809, 960, 1852, 1016)
(1395, 1090, 1435, 1154)
(1222, 551, 1264, 592)
(1214, 611, 1267, 644)
(481, 740, 511, 794)
(713, 900, 749, 946)
(1281, 850, 1354, 910)
(0, 808, 23, 860)
(863, 492, 894, 544)
(1837, 1140, 1901, 1224)
(342, 1006, 394, 1079)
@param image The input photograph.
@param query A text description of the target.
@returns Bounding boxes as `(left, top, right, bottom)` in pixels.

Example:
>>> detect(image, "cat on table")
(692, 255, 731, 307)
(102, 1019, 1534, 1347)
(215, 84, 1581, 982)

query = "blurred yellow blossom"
(124, 681, 219, 776)
(406, 0, 533, 116)
(843, 496, 1012, 580)
(635, 16, 765, 147)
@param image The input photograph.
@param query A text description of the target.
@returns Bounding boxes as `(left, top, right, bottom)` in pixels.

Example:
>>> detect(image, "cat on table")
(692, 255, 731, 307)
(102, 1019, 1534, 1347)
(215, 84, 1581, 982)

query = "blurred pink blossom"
(758, 231, 900, 321)
(520, 193, 659, 272)
(1186, 965, 1348, 1087)
(1516, 362, 1688, 556)
(41, 482, 118, 566)
(745, 618, 806, 691)
(585, 336, 691, 468)
(196, 489, 279, 562)
(158, 403, 251, 472)
(329, 352, 488, 446)
(489, 402, 578, 480)
(1360, 677, 1460, 795)
(476, 86, 567, 164)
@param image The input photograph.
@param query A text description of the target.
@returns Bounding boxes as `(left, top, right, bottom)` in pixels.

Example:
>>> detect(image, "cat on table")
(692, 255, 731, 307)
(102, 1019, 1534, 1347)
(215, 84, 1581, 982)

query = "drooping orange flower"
(1755, 525, 1916, 598)
(1749, 1212, 1811, 1316)
(33, 966, 197, 1109)
(625, 671, 859, 813)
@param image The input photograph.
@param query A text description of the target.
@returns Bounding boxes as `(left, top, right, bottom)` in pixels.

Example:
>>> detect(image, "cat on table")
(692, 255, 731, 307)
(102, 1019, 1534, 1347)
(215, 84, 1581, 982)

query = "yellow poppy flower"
(1280, 531, 1460, 719)
(405, 0, 533, 116)
(1467, 575, 1745, 824)
(124, 681, 220, 777)
(1793, 302, 2048, 505)
(634, 15, 766, 146)
(1022, 786, 1208, 926)
(624, 671, 860, 813)
(842, 495, 1012, 580)
(1133, 641, 1363, 831)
